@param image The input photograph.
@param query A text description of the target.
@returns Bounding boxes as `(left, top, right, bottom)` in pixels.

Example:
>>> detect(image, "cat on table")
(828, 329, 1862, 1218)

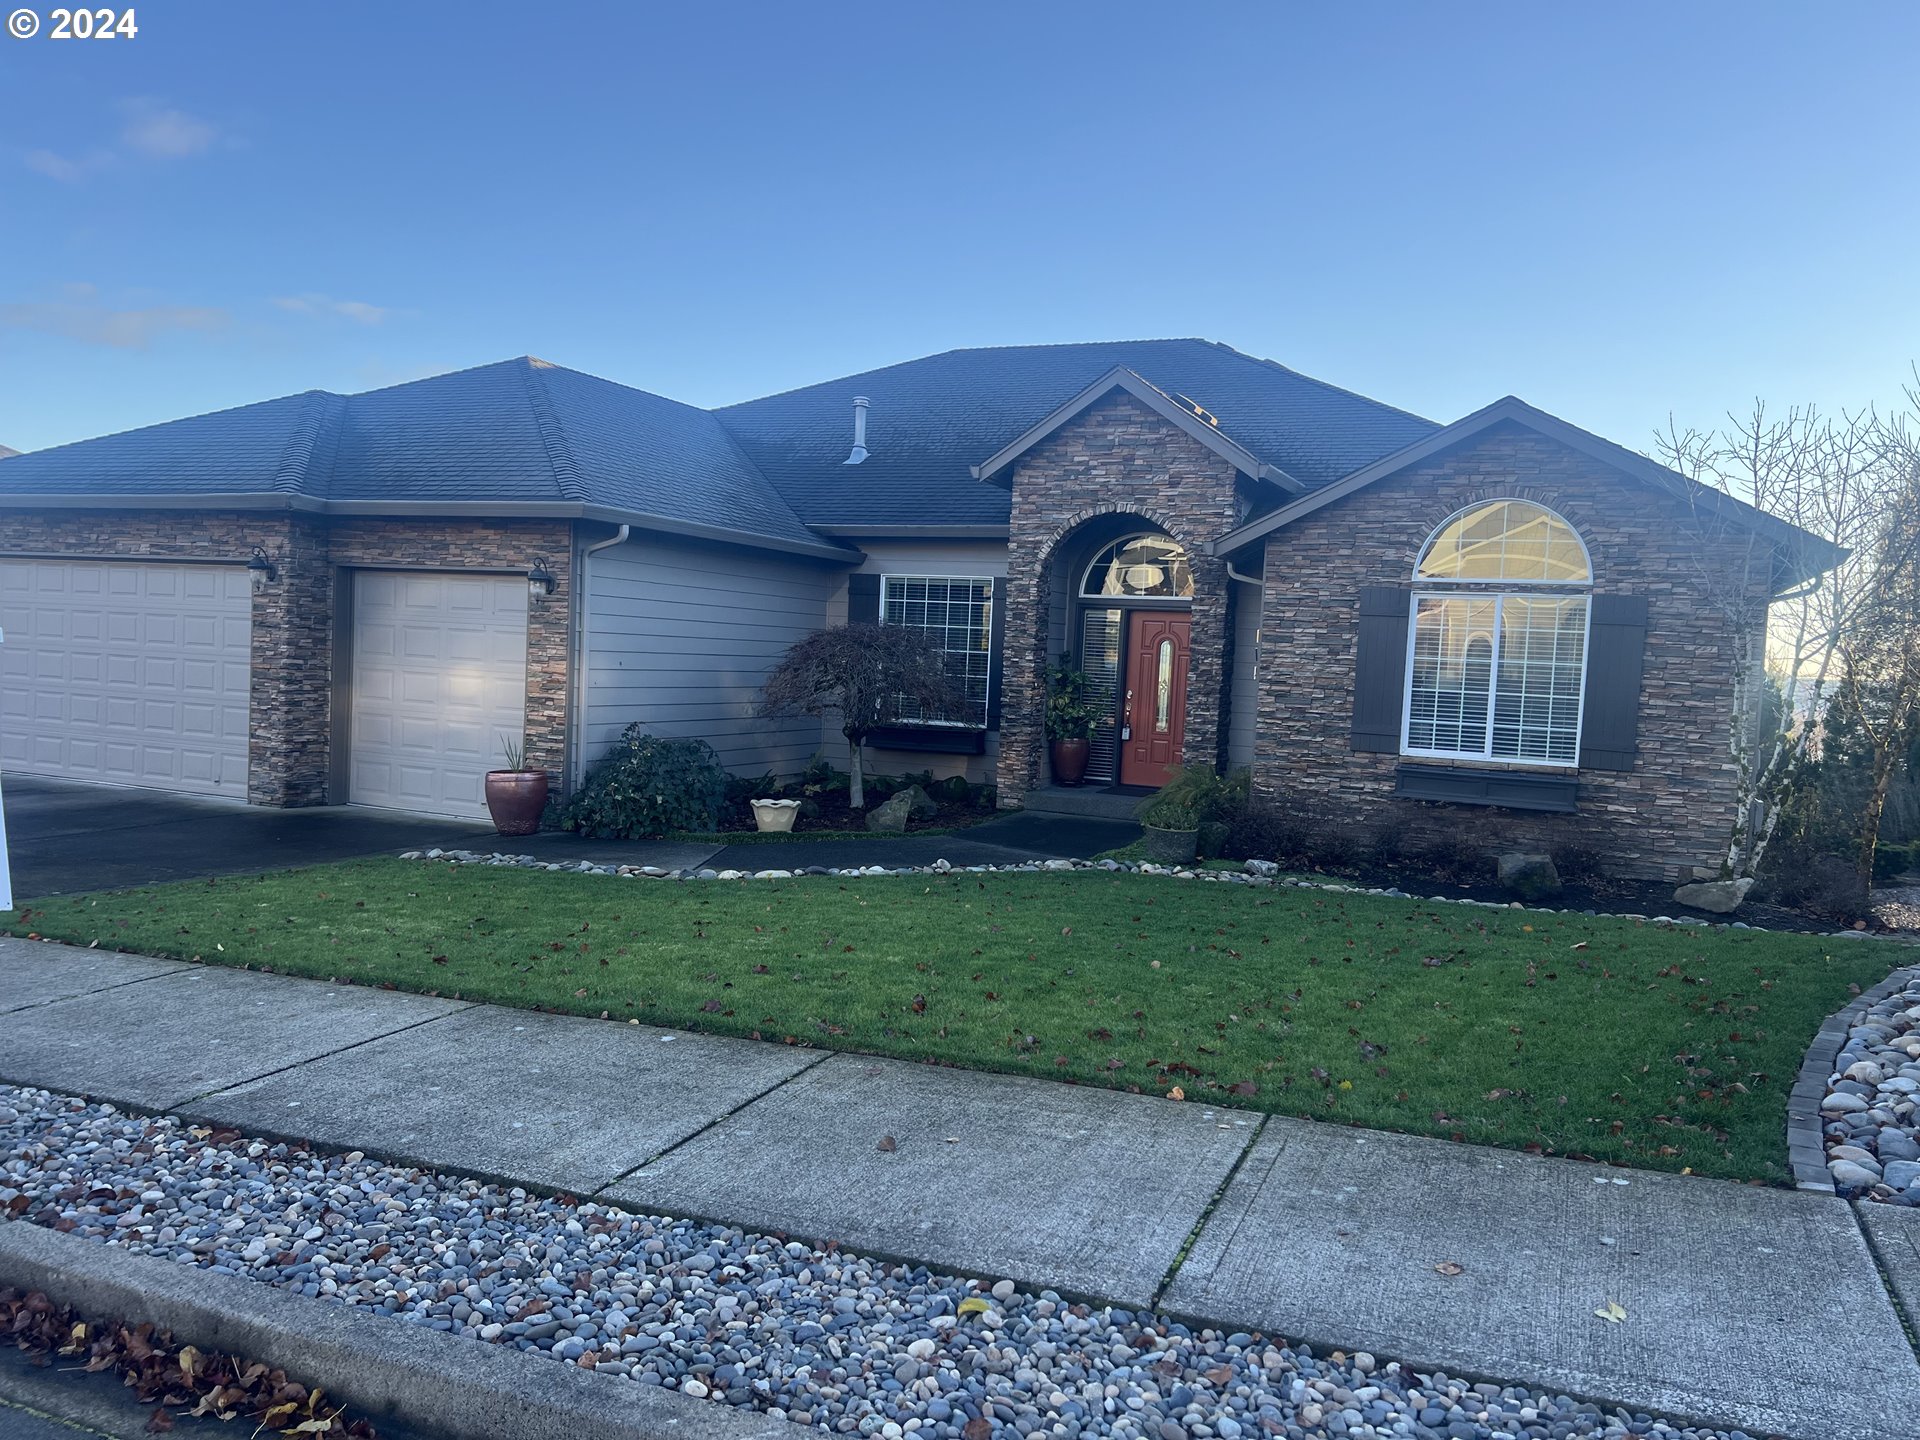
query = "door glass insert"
(1154, 637, 1174, 732)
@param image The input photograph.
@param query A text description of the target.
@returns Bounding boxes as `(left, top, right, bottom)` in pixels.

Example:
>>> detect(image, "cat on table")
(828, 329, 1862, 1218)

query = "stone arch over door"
(997, 502, 1229, 804)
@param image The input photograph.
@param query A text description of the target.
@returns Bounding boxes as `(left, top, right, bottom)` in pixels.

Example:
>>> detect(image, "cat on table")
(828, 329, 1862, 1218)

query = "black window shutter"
(1579, 593, 1649, 772)
(986, 578, 1007, 729)
(1351, 585, 1412, 753)
(848, 573, 881, 625)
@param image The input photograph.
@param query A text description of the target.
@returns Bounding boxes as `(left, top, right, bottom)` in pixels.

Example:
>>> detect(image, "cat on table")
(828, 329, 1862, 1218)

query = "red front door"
(1119, 612, 1190, 787)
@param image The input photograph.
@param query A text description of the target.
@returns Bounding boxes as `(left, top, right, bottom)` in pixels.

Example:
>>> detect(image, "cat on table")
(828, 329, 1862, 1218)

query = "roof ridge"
(517, 357, 587, 503)
(269, 391, 345, 494)
(712, 338, 1216, 412)
(1202, 340, 1438, 429)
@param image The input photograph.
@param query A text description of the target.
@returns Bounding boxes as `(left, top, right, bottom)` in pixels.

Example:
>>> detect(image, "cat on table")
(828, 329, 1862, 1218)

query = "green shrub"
(561, 727, 727, 839)
(1874, 840, 1920, 886)
(933, 774, 972, 805)
(1138, 767, 1246, 831)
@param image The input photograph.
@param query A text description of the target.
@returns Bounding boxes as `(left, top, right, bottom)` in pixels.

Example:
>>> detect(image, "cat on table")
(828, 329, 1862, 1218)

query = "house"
(0, 341, 1835, 880)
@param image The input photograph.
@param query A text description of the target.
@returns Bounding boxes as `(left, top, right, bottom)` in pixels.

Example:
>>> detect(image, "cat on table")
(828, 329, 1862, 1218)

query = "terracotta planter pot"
(485, 770, 549, 836)
(1143, 824, 1199, 865)
(1049, 736, 1091, 786)
(751, 798, 801, 833)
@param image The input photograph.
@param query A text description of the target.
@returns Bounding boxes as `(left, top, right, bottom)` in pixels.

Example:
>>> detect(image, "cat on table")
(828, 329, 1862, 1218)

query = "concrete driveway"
(1, 774, 495, 898)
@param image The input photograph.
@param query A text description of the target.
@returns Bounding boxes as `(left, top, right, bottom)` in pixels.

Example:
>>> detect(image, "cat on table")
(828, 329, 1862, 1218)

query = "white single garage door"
(0, 559, 252, 797)
(350, 571, 528, 819)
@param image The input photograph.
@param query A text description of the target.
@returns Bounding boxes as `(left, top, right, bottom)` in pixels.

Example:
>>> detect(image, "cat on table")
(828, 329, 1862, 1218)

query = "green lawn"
(8, 861, 1892, 1183)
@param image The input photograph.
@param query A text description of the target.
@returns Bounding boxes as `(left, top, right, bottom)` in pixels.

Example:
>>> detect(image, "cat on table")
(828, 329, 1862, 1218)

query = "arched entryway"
(1044, 517, 1196, 788)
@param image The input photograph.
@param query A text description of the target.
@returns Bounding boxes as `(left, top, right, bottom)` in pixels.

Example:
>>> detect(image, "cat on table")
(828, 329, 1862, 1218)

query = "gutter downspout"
(571, 523, 630, 789)
(1225, 560, 1262, 585)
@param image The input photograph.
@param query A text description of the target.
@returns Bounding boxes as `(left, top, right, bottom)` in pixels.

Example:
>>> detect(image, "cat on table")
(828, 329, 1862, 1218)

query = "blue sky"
(1, 1, 1915, 455)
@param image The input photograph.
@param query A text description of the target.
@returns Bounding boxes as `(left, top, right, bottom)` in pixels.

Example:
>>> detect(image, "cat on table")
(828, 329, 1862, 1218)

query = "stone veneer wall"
(996, 393, 1246, 806)
(0, 511, 573, 806)
(1252, 426, 1772, 881)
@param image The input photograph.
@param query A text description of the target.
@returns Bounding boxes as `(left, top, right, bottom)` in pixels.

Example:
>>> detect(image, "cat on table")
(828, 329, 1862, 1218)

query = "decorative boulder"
(1244, 859, 1280, 878)
(1497, 852, 1561, 902)
(865, 791, 913, 832)
(1672, 877, 1753, 914)
(901, 783, 940, 821)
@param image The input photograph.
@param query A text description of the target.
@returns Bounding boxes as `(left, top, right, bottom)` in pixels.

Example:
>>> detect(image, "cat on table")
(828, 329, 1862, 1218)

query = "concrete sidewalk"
(1, 935, 1915, 1440)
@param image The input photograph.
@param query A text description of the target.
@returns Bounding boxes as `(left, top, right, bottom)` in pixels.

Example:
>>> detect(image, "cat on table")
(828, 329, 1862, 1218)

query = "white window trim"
(1398, 590, 1593, 769)
(1413, 500, 1593, 587)
(878, 572, 995, 730)
(1078, 533, 1196, 601)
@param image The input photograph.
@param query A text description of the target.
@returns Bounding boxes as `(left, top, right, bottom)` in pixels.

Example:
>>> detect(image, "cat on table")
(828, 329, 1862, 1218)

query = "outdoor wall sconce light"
(246, 547, 277, 592)
(527, 560, 558, 599)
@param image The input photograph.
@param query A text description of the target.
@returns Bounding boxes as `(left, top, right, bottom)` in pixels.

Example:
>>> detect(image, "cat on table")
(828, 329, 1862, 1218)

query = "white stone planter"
(750, 798, 801, 833)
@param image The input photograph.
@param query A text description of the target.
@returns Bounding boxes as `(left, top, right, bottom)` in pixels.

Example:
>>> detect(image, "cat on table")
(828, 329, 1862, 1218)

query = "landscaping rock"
(1817, 968, 1920, 1205)
(899, 784, 940, 821)
(1672, 877, 1753, 914)
(864, 792, 912, 832)
(1495, 852, 1560, 902)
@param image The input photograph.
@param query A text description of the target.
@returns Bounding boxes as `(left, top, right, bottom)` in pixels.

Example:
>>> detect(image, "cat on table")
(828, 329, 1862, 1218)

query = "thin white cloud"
(0, 301, 229, 349)
(273, 294, 391, 325)
(21, 99, 220, 181)
(24, 148, 110, 183)
(120, 99, 218, 159)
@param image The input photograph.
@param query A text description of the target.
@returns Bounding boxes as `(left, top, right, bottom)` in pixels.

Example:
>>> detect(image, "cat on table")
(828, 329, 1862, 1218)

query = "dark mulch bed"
(1281, 857, 1865, 937)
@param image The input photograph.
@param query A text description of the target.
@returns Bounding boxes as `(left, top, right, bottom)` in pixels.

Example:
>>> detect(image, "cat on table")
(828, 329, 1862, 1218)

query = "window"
(1403, 502, 1591, 766)
(881, 575, 993, 727)
(1081, 535, 1193, 599)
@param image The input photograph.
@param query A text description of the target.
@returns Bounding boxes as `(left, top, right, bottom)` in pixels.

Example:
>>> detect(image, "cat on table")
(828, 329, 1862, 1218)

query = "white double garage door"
(0, 560, 528, 819)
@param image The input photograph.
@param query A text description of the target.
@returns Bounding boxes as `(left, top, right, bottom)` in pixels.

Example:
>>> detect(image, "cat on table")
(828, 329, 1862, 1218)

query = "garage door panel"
(0, 559, 251, 798)
(351, 571, 527, 819)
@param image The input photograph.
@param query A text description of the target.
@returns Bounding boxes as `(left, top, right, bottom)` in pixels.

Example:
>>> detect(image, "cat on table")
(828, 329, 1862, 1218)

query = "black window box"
(867, 725, 988, 755)
(1394, 763, 1578, 813)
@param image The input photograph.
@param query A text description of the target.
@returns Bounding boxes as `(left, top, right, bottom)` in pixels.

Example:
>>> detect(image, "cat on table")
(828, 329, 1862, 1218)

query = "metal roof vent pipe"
(843, 395, 870, 465)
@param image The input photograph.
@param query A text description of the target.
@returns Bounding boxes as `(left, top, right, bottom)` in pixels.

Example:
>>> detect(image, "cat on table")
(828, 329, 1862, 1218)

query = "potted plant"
(750, 796, 801, 832)
(1045, 657, 1095, 786)
(1135, 765, 1229, 865)
(485, 738, 549, 836)
(1137, 790, 1202, 864)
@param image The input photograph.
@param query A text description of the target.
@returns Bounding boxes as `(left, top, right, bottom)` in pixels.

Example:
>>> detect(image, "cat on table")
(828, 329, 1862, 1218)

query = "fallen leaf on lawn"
(1570, 941, 1588, 950)
(1594, 1300, 1627, 1323)
(1167, 1086, 1186, 1101)
(876, 1135, 897, 1152)
(957, 1297, 991, 1317)
(1433, 1261, 1465, 1277)
(177, 1344, 199, 1380)
(1228, 1081, 1258, 1097)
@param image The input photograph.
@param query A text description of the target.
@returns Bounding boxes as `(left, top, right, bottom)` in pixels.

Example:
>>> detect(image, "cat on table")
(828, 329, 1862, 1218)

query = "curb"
(0, 1221, 795, 1440)
(1787, 964, 1920, 1191)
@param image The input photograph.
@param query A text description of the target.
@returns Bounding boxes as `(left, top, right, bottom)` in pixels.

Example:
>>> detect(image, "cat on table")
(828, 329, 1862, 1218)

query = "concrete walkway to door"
(1, 934, 1914, 1440)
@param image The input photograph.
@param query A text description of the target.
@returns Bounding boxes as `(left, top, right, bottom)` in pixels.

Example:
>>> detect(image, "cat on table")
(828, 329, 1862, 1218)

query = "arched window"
(1403, 501, 1591, 766)
(1080, 534, 1194, 599)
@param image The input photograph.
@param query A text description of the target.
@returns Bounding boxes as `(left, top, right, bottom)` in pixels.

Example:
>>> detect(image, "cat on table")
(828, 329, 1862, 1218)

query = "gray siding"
(828, 540, 1009, 782)
(1227, 575, 1262, 770)
(582, 535, 840, 777)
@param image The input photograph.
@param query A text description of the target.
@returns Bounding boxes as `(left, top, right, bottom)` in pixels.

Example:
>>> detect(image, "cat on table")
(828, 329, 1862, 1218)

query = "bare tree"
(1834, 399, 1920, 888)
(759, 623, 965, 808)
(1656, 402, 1889, 877)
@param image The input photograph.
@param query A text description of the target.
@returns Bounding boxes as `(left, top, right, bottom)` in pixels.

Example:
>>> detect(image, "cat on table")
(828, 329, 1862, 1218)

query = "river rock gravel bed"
(1821, 970, 1920, 1203)
(0, 1083, 1781, 1440)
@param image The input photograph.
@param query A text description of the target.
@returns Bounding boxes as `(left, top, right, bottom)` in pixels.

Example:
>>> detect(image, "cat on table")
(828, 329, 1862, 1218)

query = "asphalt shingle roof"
(714, 339, 1440, 527)
(0, 340, 1436, 546)
(0, 358, 830, 553)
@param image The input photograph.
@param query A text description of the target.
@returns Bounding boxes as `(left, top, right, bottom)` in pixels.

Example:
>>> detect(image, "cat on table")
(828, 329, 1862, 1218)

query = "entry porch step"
(1021, 784, 1149, 822)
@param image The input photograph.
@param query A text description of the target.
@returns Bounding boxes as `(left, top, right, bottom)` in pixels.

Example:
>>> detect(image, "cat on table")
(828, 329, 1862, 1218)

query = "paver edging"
(1789, 963, 1920, 1192)
(0, 1220, 792, 1440)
